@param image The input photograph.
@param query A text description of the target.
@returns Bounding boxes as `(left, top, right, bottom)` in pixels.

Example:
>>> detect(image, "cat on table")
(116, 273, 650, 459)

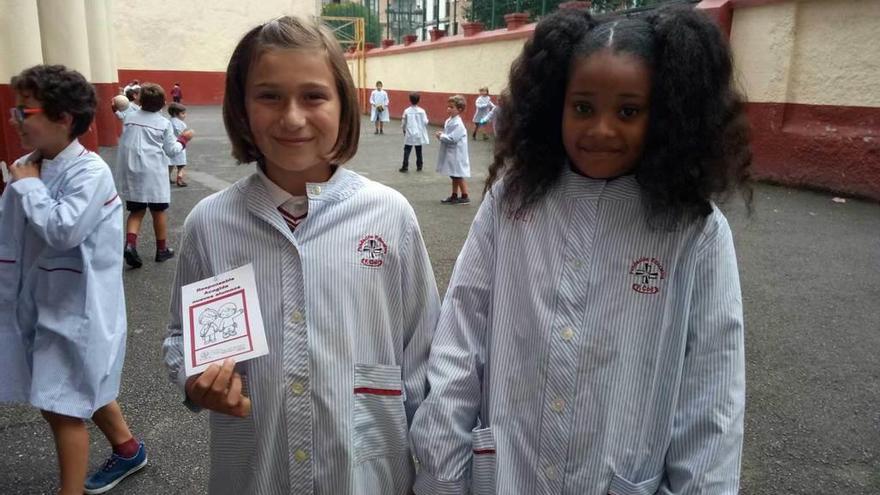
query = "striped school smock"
(410, 169, 745, 495)
(163, 167, 440, 494)
(0, 139, 126, 418)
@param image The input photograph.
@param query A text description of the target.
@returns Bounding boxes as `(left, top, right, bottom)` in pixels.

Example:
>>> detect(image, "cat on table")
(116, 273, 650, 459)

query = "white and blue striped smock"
(168, 116, 187, 166)
(116, 109, 185, 203)
(0, 139, 126, 418)
(163, 166, 440, 494)
(410, 168, 745, 495)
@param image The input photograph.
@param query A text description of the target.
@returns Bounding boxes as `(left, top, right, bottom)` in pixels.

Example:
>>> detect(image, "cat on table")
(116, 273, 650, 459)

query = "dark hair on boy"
(11, 64, 97, 139)
(139, 83, 166, 112)
(168, 102, 187, 117)
(408, 92, 421, 105)
(124, 87, 140, 102)
(223, 16, 360, 165)
(487, 6, 751, 223)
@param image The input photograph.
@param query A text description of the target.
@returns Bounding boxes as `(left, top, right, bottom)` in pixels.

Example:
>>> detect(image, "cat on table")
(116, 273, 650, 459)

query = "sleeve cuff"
(413, 470, 468, 495)
(10, 177, 44, 195)
(176, 135, 190, 148)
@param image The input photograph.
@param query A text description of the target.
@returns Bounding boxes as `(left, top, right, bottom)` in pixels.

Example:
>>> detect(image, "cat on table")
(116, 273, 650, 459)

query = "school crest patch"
(358, 234, 388, 267)
(629, 257, 665, 294)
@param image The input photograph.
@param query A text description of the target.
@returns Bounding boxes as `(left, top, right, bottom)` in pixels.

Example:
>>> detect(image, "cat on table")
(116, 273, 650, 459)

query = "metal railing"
(323, 0, 698, 46)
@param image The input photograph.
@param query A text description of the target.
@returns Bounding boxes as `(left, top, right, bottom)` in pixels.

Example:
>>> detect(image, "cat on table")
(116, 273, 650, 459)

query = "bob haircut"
(223, 16, 359, 165)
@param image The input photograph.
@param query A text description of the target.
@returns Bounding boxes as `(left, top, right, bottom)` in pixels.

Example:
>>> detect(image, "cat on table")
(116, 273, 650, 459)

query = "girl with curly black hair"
(411, 6, 748, 494)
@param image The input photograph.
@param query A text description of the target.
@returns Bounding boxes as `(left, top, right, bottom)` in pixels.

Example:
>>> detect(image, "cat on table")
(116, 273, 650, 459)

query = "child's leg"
(415, 145, 423, 170)
(168, 165, 175, 183)
(175, 165, 187, 186)
(441, 177, 459, 203)
(152, 209, 168, 249)
(92, 401, 134, 447)
(125, 209, 147, 242)
(401, 145, 412, 170)
(41, 410, 89, 495)
(459, 178, 470, 200)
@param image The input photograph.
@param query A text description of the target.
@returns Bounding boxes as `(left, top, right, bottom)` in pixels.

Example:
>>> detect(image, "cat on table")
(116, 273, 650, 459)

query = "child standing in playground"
(400, 91, 429, 172)
(411, 7, 750, 494)
(471, 86, 495, 140)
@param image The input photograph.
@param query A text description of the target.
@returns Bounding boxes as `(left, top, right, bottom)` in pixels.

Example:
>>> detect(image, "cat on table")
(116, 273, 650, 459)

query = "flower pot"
(403, 34, 418, 46)
(504, 12, 530, 30)
(381, 38, 395, 48)
(429, 28, 446, 42)
(364, 42, 377, 50)
(462, 21, 484, 37)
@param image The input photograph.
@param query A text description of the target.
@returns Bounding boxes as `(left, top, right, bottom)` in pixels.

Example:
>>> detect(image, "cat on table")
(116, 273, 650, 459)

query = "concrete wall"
(113, 0, 318, 72)
(722, 0, 880, 199)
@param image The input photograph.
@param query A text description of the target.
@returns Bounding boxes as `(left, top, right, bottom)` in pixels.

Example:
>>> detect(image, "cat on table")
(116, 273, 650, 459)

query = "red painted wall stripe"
(353, 387, 403, 396)
(118, 69, 226, 105)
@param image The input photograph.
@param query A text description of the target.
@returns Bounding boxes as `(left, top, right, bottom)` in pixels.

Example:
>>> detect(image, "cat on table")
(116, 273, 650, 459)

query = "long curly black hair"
(486, 6, 752, 224)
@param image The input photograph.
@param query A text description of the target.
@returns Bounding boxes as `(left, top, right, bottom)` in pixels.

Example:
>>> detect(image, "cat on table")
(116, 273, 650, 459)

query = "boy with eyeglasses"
(1, 64, 146, 495)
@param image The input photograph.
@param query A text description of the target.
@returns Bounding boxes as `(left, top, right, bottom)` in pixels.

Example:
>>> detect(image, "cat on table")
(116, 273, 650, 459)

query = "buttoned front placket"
(282, 220, 314, 493)
(536, 177, 606, 494)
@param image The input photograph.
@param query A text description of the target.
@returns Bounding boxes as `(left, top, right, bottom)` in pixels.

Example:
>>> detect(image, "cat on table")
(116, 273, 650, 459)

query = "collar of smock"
(244, 165, 363, 205)
(40, 139, 87, 168)
(560, 164, 641, 202)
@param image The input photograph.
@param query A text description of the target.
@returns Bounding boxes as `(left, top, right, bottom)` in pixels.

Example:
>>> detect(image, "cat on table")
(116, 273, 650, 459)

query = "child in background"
(435, 95, 470, 205)
(170, 82, 183, 103)
(1, 64, 146, 495)
(112, 86, 140, 121)
(411, 7, 750, 494)
(167, 102, 189, 187)
(162, 16, 439, 494)
(369, 80, 390, 134)
(471, 86, 495, 140)
(116, 83, 194, 268)
(400, 91, 429, 172)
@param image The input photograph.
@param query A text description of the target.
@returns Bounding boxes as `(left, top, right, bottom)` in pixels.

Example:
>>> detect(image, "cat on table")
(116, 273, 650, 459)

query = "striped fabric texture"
(163, 167, 440, 494)
(0, 139, 127, 418)
(410, 169, 745, 495)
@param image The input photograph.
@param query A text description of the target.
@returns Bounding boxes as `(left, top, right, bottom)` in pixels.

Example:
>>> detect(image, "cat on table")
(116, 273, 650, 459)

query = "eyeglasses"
(9, 105, 43, 124)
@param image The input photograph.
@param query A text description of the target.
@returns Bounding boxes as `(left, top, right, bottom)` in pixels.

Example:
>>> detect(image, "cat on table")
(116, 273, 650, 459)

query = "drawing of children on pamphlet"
(218, 303, 245, 338)
(197, 303, 246, 345)
(199, 308, 220, 344)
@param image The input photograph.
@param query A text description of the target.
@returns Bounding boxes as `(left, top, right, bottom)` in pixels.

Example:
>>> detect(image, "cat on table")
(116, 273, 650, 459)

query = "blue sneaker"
(84, 442, 148, 494)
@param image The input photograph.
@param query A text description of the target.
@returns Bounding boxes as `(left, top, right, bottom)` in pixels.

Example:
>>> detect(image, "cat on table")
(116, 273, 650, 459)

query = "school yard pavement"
(0, 106, 877, 494)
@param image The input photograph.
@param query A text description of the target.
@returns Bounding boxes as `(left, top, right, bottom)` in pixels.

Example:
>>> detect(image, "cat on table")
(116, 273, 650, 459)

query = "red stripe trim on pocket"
(353, 387, 402, 396)
(473, 449, 496, 455)
(38, 266, 83, 274)
(0, 259, 15, 264)
(104, 194, 118, 206)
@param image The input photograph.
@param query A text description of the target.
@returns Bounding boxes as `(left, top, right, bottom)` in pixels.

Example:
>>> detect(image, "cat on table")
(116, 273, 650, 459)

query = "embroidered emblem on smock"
(629, 257, 665, 294)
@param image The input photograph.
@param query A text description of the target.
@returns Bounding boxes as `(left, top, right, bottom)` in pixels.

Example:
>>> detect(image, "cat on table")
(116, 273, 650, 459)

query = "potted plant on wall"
(504, 11, 530, 30)
(462, 3, 485, 37)
(429, 26, 446, 41)
(403, 33, 418, 45)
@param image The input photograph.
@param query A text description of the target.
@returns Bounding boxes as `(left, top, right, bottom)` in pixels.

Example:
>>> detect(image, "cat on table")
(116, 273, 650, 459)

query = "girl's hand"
(9, 160, 40, 181)
(434, 131, 442, 138)
(181, 129, 195, 140)
(185, 359, 252, 417)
